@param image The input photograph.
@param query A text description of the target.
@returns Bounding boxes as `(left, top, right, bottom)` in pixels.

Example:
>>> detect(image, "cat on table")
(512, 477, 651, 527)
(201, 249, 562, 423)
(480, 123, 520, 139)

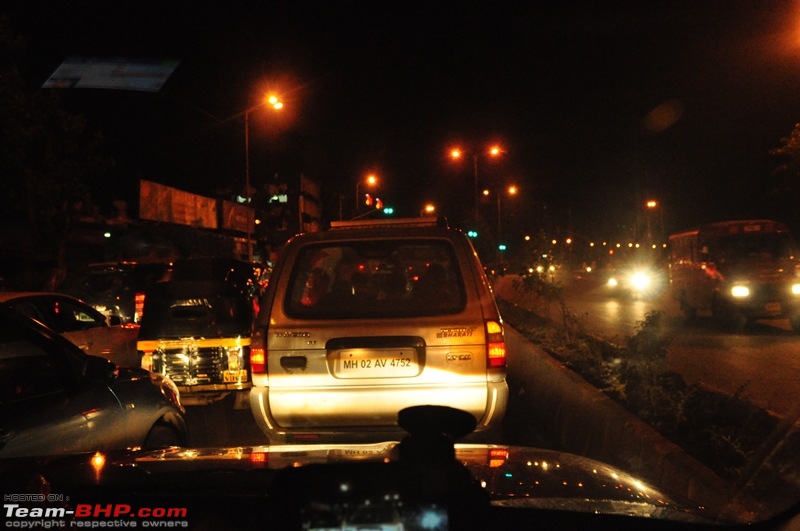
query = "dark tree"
(770, 123, 800, 230)
(0, 16, 112, 280)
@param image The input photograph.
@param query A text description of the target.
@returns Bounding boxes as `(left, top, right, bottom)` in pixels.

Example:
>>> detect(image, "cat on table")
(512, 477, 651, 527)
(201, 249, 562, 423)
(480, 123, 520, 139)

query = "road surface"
(493, 273, 800, 417)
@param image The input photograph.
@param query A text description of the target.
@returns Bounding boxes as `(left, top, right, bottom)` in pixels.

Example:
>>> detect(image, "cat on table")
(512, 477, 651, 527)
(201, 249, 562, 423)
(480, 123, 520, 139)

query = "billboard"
(43, 58, 178, 92)
(221, 200, 254, 233)
(139, 180, 218, 229)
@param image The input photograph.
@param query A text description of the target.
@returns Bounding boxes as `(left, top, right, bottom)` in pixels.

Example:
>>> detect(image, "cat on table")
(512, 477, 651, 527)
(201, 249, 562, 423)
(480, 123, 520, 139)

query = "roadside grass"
(497, 274, 780, 482)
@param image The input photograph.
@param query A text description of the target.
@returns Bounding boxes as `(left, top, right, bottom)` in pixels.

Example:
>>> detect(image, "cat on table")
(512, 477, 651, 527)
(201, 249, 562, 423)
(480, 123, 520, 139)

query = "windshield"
(712, 233, 799, 263)
(5, 2, 800, 530)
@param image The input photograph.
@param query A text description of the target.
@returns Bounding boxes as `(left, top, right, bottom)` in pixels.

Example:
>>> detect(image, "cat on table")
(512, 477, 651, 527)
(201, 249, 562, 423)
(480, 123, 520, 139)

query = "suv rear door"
(255, 226, 506, 432)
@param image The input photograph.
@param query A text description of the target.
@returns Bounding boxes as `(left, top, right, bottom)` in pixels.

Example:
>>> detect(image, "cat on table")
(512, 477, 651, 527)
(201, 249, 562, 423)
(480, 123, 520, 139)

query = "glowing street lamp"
(449, 144, 506, 217)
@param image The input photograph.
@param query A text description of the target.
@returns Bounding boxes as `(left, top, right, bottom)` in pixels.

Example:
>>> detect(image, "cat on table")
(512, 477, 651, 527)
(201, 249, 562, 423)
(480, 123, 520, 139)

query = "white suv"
(249, 218, 508, 443)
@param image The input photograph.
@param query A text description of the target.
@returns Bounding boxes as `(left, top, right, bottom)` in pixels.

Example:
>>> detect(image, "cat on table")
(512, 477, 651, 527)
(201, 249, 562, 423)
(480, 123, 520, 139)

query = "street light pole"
(244, 109, 253, 261)
(645, 199, 658, 247)
(243, 94, 283, 262)
(449, 145, 505, 222)
(497, 192, 502, 254)
(473, 154, 479, 218)
(495, 185, 518, 262)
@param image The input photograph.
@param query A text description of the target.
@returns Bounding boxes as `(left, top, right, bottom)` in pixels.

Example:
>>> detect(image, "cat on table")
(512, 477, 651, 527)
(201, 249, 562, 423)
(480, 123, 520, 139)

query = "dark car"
(0, 406, 715, 530)
(0, 305, 186, 457)
(138, 257, 260, 406)
(60, 262, 170, 325)
(603, 261, 667, 299)
(0, 291, 140, 366)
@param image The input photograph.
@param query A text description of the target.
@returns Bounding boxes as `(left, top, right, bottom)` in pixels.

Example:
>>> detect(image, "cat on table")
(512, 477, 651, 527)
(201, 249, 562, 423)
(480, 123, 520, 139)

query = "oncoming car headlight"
(629, 271, 652, 291)
(792, 283, 800, 295)
(731, 285, 751, 298)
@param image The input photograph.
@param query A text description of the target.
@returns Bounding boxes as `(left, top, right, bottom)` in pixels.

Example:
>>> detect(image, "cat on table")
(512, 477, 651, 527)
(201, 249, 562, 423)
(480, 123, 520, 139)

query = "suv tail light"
(250, 346, 267, 374)
(486, 320, 506, 368)
(140, 350, 154, 371)
(134, 292, 146, 323)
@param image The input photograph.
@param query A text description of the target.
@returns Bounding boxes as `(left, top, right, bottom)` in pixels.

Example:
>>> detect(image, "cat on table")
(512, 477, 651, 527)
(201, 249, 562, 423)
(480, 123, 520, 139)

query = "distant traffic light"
(498, 244, 507, 251)
(375, 197, 383, 210)
(467, 230, 478, 238)
(364, 194, 373, 206)
(383, 206, 394, 215)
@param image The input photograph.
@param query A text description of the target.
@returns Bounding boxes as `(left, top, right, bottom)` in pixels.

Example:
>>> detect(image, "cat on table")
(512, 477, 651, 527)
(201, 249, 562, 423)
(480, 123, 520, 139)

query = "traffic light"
(375, 197, 383, 210)
(498, 244, 507, 251)
(383, 206, 394, 215)
(467, 230, 478, 238)
(365, 194, 373, 206)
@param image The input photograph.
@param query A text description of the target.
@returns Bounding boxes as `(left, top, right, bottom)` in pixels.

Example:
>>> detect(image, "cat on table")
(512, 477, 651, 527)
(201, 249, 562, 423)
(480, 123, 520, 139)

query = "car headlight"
(731, 285, 750, 298)
(792, 283, 800, 295)
(607, 277, 619, 288)
(629, 271, 652, 291)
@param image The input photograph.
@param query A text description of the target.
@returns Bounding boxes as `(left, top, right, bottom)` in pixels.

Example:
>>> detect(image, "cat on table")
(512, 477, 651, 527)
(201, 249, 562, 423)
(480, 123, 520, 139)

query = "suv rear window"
(285, 240, 466, 319)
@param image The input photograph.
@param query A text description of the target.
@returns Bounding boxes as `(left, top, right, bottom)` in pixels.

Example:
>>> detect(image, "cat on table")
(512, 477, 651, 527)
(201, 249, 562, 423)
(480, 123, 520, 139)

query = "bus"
(668, 219, 800, 331)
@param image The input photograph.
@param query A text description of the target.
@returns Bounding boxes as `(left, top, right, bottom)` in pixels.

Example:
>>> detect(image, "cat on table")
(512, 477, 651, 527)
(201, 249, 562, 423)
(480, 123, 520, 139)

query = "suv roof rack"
(330, 217, 449, 230)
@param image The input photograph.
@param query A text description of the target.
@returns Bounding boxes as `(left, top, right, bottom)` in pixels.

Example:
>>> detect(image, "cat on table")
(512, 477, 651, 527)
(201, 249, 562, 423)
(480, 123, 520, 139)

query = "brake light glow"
(486, 320, 506, 368)
(140, 351, 154, 371)
(134, 292, 146, 323)
(250, 347, 267, 373)
(290, 434, 320, 441)
(250, 452, 268, 465)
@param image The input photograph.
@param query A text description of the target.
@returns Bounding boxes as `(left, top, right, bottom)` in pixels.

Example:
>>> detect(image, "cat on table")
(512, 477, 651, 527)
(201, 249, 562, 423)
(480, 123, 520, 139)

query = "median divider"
(504, 324, 733, 513)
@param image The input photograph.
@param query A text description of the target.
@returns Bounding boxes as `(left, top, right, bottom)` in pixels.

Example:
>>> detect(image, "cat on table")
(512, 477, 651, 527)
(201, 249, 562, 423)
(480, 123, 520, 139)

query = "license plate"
(765, 302, 782, 315)
(223, 369, 248, 383)
(333, 349, 419, 378)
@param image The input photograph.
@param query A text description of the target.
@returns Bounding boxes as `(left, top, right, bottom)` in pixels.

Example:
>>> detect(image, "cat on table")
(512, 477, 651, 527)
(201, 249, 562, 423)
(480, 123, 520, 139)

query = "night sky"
(6, 1, 800, 242)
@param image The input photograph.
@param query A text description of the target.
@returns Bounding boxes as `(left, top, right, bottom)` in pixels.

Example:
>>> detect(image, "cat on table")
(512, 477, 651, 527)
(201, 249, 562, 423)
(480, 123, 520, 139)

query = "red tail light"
(140, 350, 154, 371)
(489, 448, 509, 468)
(250, 347, 267, 374)
(486, 320, 507, 368)
(134, 292, 146, 323)
(250, 452, 268, 465)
